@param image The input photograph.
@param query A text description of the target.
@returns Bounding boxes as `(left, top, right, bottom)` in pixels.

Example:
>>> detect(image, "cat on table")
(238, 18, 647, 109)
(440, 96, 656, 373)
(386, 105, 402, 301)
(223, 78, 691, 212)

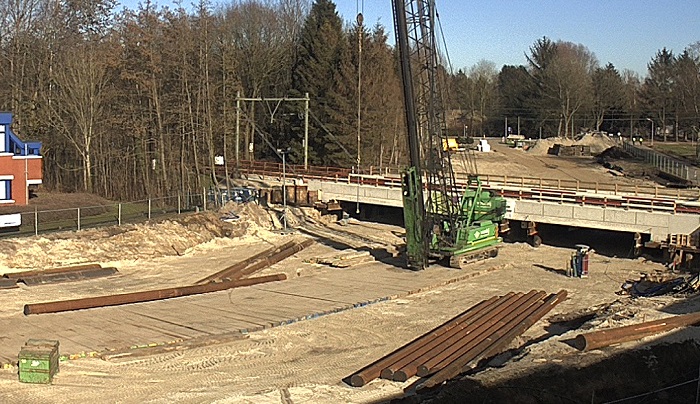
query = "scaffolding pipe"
(24, 274, 287, 315)
(572, 311, 700, 352)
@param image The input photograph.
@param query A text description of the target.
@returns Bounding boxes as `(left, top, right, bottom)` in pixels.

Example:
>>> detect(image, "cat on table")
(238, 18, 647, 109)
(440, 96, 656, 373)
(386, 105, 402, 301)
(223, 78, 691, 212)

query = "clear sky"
(116, 0, 699, 78)
(335, 0, 699, 77)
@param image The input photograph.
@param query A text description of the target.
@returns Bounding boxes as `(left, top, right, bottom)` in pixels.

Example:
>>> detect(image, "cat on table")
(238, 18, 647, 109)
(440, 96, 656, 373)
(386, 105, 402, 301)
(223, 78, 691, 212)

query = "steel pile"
(24, 273, 287, 315)
(572, 310, 700, 352)
(195, 239, 314, 284)
(2, 264, 118, 287)
(347, 290, 567, 388)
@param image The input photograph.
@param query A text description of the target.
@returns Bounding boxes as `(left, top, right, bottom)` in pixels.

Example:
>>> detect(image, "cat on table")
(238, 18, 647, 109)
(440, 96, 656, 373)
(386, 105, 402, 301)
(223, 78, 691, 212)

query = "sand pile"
(0, 203, 277, 272)
(528, 133, 618, 155)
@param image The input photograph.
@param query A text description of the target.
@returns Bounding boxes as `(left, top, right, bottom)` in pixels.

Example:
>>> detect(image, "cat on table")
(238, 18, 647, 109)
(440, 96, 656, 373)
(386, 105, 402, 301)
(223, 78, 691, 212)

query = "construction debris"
(572, 310, 700, 352)
(23, 273, 287, 315)
(346, 290, 567, 389)
(619, 272, 698, 297)
(306, 250, 375, 268)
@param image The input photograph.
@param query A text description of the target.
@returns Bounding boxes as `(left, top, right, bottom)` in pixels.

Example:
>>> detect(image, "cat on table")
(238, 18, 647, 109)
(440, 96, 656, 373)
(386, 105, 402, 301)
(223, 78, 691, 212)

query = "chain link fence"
(0, 190, 216, 237)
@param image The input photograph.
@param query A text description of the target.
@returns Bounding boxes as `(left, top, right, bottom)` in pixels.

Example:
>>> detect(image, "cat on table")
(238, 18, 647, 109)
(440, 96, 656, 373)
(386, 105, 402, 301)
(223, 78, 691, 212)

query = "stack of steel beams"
(347, 290, 567, 389)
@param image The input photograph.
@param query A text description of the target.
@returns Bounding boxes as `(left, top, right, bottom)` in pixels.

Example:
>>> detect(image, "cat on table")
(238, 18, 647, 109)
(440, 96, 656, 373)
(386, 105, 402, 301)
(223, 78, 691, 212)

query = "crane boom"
(393, 0, 508, 270)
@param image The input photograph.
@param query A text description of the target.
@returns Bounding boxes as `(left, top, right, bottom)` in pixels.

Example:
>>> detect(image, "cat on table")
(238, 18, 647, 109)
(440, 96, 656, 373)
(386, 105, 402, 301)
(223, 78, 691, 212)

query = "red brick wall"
(0, 155, 43, 205)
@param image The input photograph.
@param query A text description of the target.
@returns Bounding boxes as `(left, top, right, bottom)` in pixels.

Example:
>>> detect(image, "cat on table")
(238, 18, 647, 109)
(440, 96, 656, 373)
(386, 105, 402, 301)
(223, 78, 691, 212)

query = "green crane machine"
(393, 0, 509, 270)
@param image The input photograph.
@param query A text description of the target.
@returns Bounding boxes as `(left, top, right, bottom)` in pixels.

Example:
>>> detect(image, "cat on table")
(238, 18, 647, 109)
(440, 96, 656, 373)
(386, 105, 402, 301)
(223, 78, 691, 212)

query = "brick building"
(0, 112, 42, 205)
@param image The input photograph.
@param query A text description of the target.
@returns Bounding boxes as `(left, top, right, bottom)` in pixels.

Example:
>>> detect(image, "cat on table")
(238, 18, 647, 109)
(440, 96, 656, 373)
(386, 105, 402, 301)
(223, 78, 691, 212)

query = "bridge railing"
(621, 142, 699, 185)
(229, 161, 700, 214)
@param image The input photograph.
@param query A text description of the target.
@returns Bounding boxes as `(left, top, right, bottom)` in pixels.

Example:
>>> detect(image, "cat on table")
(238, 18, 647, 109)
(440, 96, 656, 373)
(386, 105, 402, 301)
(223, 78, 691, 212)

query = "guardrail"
(622, 142, 699, 185)
(231, 160, 700, 200)
(230, 162, 700, 215)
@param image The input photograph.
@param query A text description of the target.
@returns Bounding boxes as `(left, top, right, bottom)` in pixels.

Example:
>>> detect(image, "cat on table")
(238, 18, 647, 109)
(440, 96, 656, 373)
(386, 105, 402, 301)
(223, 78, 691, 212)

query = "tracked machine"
(393, 0, 509, 270)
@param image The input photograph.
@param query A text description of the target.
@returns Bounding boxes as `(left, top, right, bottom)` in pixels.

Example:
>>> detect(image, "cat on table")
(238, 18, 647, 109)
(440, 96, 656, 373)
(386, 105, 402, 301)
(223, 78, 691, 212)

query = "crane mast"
(393, 0, 506, 270)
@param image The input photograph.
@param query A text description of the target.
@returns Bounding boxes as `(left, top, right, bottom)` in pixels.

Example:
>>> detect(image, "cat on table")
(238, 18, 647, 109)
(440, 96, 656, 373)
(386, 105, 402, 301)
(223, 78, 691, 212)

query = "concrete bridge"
(234, 161, 700, 244)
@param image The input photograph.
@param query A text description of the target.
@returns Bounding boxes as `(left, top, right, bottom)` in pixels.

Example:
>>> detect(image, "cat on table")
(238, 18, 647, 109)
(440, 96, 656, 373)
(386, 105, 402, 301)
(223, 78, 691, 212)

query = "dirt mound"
(0, 203, 278, 272)
(597, 146, 633, 159)
(528, 133, 618, 156)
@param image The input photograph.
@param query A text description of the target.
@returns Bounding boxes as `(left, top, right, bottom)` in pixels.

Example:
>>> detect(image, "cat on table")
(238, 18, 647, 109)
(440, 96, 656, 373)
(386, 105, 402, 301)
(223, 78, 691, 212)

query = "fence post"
(77, 207, 81, 231)
(148, 199, 152, 220)
(118, 203, 122, 226)
(34, 207, 38, 236)
(178, 194, 181, 215)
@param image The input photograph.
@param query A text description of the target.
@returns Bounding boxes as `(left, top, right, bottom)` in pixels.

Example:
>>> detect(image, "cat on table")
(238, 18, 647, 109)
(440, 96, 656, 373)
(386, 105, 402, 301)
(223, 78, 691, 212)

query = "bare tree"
(50, 44, 110, 192)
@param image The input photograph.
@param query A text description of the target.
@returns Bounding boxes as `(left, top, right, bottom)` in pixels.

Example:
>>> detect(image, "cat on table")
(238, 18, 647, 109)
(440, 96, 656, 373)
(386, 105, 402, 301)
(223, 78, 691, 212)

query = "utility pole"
(356, 13, 363, 214)
(235, 91, 240, 164)
(304, 93, 309, 170)
(277, 148, 290, 230)
(235, 94, 310, 169)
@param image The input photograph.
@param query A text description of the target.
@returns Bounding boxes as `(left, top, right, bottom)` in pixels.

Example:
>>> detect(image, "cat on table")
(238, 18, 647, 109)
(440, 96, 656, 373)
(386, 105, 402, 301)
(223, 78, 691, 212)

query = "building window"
(0, 180, 10, 200)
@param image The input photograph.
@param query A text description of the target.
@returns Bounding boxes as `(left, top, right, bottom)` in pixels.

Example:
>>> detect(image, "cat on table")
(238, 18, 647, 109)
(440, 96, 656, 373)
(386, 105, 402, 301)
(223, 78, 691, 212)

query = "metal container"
(18, 339, 59, 384)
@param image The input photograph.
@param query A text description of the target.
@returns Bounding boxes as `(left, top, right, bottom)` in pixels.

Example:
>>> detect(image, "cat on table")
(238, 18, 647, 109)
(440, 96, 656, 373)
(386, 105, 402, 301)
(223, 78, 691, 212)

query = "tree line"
(459, 37, 700, 143)
(0, 0, 697, 201)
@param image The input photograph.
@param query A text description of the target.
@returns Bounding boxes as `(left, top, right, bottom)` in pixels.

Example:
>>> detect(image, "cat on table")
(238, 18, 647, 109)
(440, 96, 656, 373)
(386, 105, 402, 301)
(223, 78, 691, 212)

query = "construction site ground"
(0, 138, 699, 403)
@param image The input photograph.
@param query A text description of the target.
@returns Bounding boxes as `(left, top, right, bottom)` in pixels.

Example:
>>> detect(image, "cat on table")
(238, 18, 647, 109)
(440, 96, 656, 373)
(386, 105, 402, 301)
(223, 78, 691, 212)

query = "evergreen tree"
(674, 48, 700, 140)
(641, 48, 675, 142)
(496, 65, 536, 136)
(327, 23, 404, 168)
(591, 63, 625, 132)
(290, 0, 345, 165)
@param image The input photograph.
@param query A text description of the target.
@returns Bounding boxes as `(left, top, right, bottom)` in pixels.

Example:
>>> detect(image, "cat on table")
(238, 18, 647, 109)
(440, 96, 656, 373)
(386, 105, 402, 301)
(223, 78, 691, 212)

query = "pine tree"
(641, 48, 675, 142)
(290, 0, 346, 165)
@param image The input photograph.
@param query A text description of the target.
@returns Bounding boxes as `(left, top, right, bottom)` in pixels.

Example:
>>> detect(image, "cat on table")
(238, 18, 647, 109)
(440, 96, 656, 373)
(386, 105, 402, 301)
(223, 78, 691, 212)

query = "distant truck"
(442, 137, 462, 152)
(505, 134, 526, 148)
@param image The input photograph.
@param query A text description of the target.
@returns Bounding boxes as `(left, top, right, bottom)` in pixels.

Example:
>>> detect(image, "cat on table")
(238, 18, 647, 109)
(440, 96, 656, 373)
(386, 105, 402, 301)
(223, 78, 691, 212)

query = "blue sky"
(117, 0, 699, 77)
(335, 0, 699, 77)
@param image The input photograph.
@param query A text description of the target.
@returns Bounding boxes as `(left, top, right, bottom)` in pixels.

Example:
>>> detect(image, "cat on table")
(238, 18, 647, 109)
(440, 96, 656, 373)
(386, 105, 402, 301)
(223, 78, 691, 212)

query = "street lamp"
(276, 148, 290, 230)
(646, 118, 654, 146)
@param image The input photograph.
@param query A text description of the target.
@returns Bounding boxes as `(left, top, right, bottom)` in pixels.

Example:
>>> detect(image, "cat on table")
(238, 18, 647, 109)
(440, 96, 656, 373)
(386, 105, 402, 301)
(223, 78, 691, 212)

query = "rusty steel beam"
(19, 267, 119, 285)
(231, 239, 315, 281)
(24, 273, 287, 315)
(460, 289, 568, 373)
(572, 310, 700, 352)
(4, 263, 103, 279)
(389, 292, 531, 382)
(414, 291, 546, 378)
(347, 296, 501, 387)
(418, 290, 567, 391)
(195, 241, 298, 284)
(384, 293, 517, 381)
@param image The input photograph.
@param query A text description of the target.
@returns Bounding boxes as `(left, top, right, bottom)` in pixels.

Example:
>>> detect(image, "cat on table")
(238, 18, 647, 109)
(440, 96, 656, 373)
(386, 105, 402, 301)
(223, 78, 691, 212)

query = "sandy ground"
(0, 204, 693, 403)
(0, 137, 697, 403)
(455, 137, 650, 187)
